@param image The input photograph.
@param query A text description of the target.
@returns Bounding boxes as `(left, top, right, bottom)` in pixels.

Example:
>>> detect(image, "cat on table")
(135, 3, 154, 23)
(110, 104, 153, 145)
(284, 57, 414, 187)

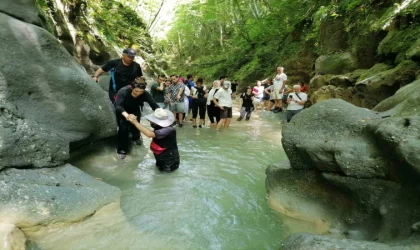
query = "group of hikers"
(91, 48, 308, 171)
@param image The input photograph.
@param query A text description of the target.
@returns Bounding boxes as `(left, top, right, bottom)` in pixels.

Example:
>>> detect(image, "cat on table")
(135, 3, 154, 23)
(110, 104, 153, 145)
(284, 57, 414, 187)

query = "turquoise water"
(69, 108, 288, 249)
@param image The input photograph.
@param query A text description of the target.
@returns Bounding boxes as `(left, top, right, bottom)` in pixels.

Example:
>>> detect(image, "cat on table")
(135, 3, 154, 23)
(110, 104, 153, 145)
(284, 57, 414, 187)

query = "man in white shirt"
(286, 85, 307, 122)
(273, 67, 288, 111)
(212, 81, 235, 131)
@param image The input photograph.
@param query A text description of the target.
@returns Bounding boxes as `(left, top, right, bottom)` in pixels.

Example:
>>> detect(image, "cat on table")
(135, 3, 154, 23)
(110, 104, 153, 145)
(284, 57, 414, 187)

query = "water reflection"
(66, 110, 288, 250)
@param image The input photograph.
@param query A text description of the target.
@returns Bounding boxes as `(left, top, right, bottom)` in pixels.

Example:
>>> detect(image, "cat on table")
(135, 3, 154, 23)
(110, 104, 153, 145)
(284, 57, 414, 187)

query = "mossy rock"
(357, 63, 393, 82)
(374, 78, 420, 116)
(378, 26, 420, 63)
(355, 60, 420, 105)
(345, 69, 368, 83)
(315, 52, 358, 75)
(406, 38, 420, 60)
(329, 75, 352, 87)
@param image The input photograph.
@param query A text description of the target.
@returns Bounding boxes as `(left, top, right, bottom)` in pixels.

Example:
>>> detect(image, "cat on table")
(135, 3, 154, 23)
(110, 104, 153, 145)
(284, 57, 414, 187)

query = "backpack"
(110, 60, 138, 92)
(196, 87, 207, 105)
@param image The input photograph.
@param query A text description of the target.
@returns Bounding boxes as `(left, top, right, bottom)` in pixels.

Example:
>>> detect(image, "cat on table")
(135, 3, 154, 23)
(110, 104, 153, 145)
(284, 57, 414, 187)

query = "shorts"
(169, 102, 184, 113)
(157, 103, 168, 109)
(220, 107, 233, 119)
(272, 89, 283, 100)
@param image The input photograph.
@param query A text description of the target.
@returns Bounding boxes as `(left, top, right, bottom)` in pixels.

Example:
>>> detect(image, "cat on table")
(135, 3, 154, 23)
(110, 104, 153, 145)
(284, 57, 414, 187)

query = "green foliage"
(90, 0, 149, 49)
(357, 63, 393, 82)
(378, 25, 420, 62)
(155, 0, 420, 84)
(155, 0, 328, 83)
(34, 0, 56, 34)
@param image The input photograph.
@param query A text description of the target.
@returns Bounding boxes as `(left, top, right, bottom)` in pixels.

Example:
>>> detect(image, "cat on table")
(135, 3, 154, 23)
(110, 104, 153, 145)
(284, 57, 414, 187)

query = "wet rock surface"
(281, 232, 420, 250)
(268, 79, 420, 248)
(0, 5, 122, 248)
(0, 0, 42, 26)
(0, 165, 121, 228)
(0, 12, 116, 169)
(0, 223, 26, 250)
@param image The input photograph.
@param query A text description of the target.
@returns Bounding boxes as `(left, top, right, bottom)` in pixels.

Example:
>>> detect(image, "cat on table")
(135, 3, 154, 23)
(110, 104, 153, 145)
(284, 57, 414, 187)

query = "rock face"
(0, 4, 122, 248)
(41, 0, 119, 73)
(309, 60, 419, 109)
(0, 165, 121, 228)
(0, 12, 116, 169)
(315, 52, 358, 75)
(268, 79, 420, 248)
(0, 0, 42, 26)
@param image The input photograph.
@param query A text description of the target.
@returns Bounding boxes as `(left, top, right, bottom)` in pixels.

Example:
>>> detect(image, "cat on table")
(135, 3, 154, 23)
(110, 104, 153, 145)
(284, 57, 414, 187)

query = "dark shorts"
(220, 107, 233, 119)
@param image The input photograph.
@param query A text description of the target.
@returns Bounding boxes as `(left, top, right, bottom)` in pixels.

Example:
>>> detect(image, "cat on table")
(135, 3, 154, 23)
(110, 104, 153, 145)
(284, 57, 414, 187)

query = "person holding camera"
(286, 85, 308, 122)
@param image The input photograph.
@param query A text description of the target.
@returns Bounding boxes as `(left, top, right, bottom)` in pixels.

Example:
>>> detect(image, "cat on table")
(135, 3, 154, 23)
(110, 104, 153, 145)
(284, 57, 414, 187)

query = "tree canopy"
(154, 0, 420, 85)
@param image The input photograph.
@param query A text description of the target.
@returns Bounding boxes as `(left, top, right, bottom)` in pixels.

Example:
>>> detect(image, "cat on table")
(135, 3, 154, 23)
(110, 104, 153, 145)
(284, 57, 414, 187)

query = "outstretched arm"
(128, 118, 156, 138)
(92, 68, 105, 82)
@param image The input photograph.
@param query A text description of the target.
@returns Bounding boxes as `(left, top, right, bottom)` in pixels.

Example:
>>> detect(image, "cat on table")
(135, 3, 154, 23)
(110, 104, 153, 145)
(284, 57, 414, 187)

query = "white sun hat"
(144, 108, 174, 127)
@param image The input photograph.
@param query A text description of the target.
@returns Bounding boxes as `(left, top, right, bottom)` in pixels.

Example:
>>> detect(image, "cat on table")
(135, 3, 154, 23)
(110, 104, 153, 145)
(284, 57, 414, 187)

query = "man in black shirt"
(114, 84, 160, 159)
(151, 74, 167, 108)
(92, 48, 143, 102)
(231, 80, 239, 93)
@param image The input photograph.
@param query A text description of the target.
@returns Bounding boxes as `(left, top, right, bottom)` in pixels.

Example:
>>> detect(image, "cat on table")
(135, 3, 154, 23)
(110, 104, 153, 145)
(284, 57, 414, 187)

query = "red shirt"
(300, 85, 308, 93)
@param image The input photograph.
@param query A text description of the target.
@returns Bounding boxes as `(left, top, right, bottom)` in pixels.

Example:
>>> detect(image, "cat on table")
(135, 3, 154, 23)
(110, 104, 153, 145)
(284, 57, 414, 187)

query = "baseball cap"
(123, 48, 136, 57)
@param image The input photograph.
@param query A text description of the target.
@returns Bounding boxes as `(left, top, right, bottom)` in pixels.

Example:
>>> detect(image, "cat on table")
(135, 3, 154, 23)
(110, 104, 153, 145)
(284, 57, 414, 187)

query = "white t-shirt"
(287, 92, 307, 111)
(207, 87, 219, 105)
(253, 86, 264, 98)
(273, 73, 287, 89)
(214, 88, 233, 107)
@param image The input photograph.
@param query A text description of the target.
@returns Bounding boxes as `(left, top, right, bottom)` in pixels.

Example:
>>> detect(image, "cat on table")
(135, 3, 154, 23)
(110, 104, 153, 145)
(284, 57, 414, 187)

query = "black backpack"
(196, 88, 207, 105)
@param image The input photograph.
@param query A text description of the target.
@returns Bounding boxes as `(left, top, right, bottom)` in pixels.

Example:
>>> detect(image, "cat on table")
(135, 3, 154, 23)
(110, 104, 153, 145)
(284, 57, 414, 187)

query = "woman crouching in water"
(128, 108, 179, 172)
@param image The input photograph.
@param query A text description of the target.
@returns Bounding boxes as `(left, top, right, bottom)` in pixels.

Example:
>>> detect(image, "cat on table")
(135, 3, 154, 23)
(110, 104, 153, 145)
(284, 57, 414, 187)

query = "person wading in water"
(206, 80, 221, 127)
(213, 81, 235, 131)
(128, 108, 180, 172)
(92, 48, 143, 102)
(114, 83, 159, 159)
(191, 78, 208, 128)
(237, 86, 255, 121)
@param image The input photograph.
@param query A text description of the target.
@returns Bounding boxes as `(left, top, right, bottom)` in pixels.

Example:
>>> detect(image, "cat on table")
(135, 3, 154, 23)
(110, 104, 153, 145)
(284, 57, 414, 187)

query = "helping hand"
(92, 76, 99, 83)
(127, 114, 137, 122)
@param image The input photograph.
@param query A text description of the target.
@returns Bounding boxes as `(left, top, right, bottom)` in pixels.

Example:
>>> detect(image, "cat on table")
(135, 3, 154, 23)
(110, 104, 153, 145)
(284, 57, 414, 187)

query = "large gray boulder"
(269, 78, 420, 247)
(0, 13, 116, 169)
(282, 99, 391, 179)
(0, 0, 42, 26)
(0, 164, 121, 228)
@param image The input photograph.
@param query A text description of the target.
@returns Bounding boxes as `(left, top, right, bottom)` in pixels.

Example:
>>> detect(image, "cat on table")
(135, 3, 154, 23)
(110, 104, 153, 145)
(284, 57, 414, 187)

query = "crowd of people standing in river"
(91, 48, 308, 169)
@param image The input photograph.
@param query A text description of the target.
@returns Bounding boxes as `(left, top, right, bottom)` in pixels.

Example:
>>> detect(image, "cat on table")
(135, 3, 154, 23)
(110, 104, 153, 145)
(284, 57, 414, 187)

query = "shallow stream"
(68, 108, 289, 249)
